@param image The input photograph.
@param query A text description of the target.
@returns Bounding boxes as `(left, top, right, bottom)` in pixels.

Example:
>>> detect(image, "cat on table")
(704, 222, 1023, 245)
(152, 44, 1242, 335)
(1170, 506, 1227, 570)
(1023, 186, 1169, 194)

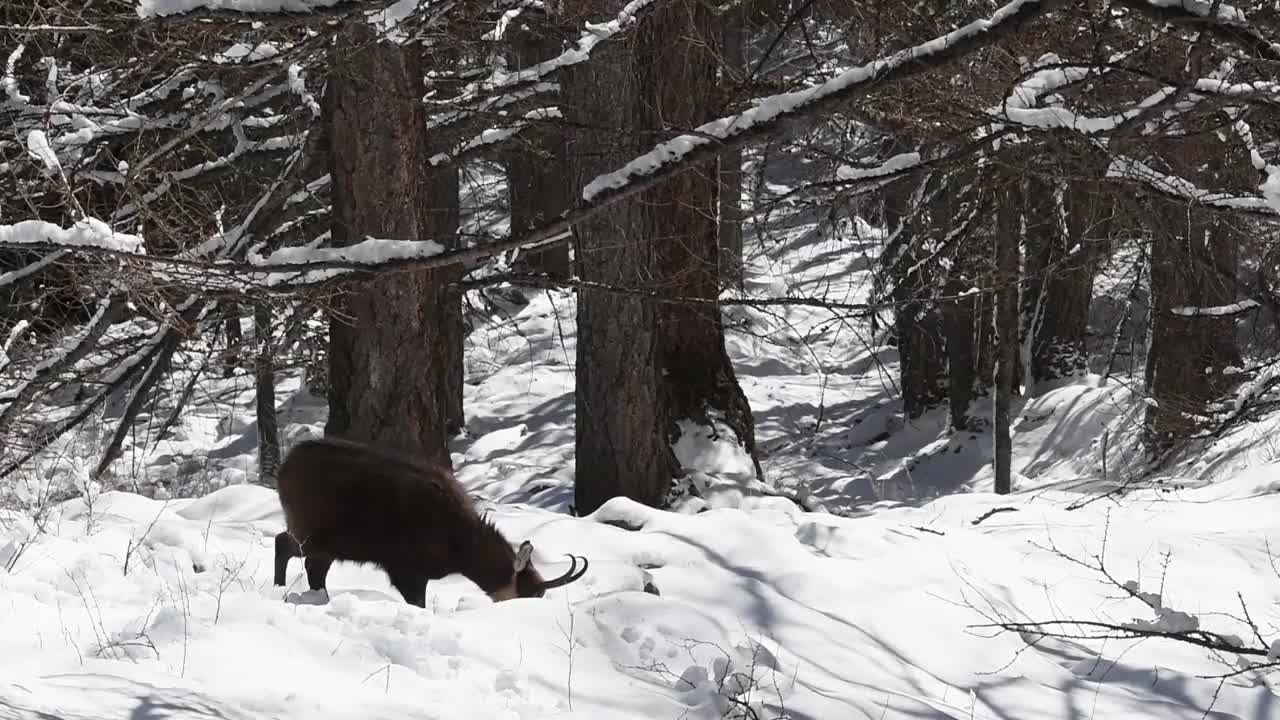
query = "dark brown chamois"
(272, 436, 587, 606)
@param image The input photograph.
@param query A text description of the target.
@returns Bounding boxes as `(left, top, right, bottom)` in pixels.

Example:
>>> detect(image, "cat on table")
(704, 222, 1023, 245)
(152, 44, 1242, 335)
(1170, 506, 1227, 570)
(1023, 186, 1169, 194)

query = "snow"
(0, 218, 146, 253)
(363, 0, 423, 43)
(1109, 155, 1276, 214)
(25, 130, 61, 175)
(287, 64, 320, 118)
(1264, 165, 1280, 215)
(3, 45, 29, 105)
(209, 42, 280, 65)
(1143, 0, 1247, 22)
(835, 151, 921, 181)
(135, 0, 345, 17)
(9, 155, 1280, 719)
(1171, 300, 1260, 316)
(248, 237, 446, 267)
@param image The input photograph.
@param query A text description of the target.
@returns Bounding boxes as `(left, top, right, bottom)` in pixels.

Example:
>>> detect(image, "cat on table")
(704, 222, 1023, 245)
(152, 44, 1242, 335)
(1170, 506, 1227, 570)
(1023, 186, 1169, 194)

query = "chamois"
(272, 436, 587, 606)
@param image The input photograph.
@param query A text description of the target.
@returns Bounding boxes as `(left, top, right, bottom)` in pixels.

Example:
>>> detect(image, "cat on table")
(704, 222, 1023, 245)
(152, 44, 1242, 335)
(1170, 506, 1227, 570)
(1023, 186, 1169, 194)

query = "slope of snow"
(6, 165, 1280, 718)
(5, 467, 1280, 718)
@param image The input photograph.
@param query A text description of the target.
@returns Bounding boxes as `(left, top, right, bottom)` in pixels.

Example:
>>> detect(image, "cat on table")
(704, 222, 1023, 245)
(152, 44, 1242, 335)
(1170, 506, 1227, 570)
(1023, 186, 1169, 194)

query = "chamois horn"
(537, 554, 589, 590)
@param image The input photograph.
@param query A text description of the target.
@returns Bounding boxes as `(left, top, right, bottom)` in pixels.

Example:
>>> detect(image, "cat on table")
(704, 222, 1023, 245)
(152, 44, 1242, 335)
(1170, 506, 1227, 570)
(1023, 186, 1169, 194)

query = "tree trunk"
(943, 248, 982, 430)
(254, 302, 280, 487)
(646, 0, 761, 481)
(324, 21, 451, 467)
(717, 11, 746, 290)
(1141, 126, 1246, 454)
(1020, 160, 1102, 388)
(992, 173, 1022, 495)
(505, 14, 572, 279)
(887, 172, 947, 419)
(938, 167, 992, 430)
(420, 47, 465, 437)
(223, 309, 242, 378)
(1144, 202, 1241, 452)
(561, 0, 676, 514)
(426, 128, 464, 437)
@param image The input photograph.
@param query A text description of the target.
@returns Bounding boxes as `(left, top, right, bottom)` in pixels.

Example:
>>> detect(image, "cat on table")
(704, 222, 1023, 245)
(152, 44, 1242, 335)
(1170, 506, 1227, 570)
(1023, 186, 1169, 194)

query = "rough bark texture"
(426, 134, 464, 437)
(421, 47, 466, 437)
(505, 14, 572, 279)
(645, 0, 762, 481)
(1021, 156, 1107, 388)
(716, 11, 746, 290)
(1144, 202, 1242, 451)
(561, 0, 676, 514)
(324, 21, 451, 467)
(254, 302, 280, 487)
(884, 172, 947, 420)
(943, 244, 990, 430)
(222, 309, 242, 378)
(1142, 131, 1245, 454)
(993, 173, 1021, 495)
(938, 167, 993, 430)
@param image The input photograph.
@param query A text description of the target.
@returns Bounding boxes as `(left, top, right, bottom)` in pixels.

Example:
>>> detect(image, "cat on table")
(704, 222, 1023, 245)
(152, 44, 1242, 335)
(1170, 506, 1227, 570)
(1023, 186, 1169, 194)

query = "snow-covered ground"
(4, 203, 1280, 719)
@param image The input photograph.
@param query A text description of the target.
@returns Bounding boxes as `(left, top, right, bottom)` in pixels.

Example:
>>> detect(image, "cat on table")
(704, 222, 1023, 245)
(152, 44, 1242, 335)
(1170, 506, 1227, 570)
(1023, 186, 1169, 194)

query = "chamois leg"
(387, 568, 428, 608)
(304, 553, 334, 592)
(273, 531, 301, 586)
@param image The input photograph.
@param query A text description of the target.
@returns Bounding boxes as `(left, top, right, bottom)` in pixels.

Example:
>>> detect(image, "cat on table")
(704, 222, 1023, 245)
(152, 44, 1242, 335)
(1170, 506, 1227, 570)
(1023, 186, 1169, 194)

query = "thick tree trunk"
(943, 248, 983, 430)
(938, 167, 992, 430)
(254, 302, 279, 487)
(561, 0, 676, 514)
(1141, 128, 1246, 454)
(646, 0, 761, 481)
(887, 171, 947, 420)
(895, 277, 947, 419)
(426, 130, 464, 437)
(1144, 202, 1241, 452)
(717, 12, 746, 290)
(1020, 159, 1104, 388)
(420, 47, 465, 437)
(505, 15, 572, 279)
(324, 21, 451, 467)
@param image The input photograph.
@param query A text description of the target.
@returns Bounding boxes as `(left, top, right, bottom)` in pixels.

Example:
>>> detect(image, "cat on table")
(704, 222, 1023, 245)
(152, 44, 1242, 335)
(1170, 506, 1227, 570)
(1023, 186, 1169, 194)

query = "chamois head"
(488, 540, 589, 601)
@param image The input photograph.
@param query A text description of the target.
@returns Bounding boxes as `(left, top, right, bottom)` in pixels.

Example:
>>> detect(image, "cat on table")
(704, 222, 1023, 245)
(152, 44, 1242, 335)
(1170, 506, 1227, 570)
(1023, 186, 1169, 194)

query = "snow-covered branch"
(1115, 0, 1280, 62)
(1106, 156, 1276, 216)
(0, 219, 146, 254)
(136, 0, 346, 19)
(432, 0, 655, 126)
(581, 0, 1057, 202)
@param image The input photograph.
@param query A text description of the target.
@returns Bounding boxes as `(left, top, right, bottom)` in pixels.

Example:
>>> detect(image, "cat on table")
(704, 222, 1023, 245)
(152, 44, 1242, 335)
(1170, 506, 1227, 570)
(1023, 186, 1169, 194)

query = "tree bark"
(938, 166, 993, 430)
(717, 11, 746, 290)
(561, 0, 676, 514)
(1020, 156, 1106, 388)
(992, 172, 1022, 495)
(323, 21, 451, 467)
(222, 309, 242, 378)
(1144, 201, 1241, 452)
(646, 0, 761, 480)
(254, 302, 280, 487)
(505, 12, 572, 279)
(886, 172, 947, 420)
(943, 244, 985, 430)
(1140, 124, 1246, 454)
(424, 103, 465, 437)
